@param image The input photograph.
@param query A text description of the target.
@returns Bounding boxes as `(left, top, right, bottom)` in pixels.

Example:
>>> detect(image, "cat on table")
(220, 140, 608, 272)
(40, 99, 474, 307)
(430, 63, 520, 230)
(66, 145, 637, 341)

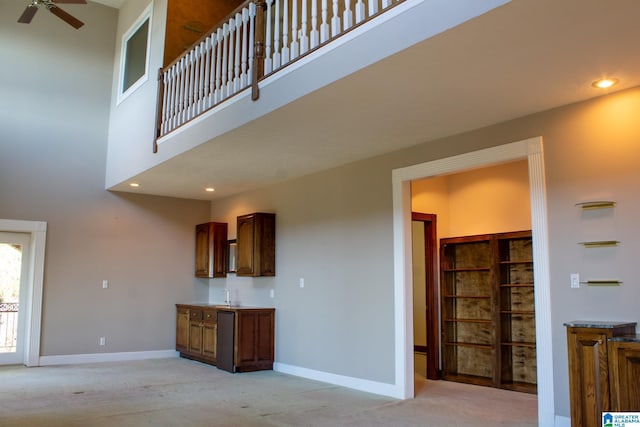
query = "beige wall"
(0, 1, 211, 356)
(206, 86, 640, 417)
(4, 0, 640, 419)
(412, 160, 531, 238)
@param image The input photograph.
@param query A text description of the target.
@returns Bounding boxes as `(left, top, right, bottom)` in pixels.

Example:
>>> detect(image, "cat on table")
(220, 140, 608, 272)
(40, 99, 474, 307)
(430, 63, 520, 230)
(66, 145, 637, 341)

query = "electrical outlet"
(270, 289, 274, 298)
(99, 337, 106, 346)
(570, 273, 580, 289)
(299, 278, 304, 288)
(102, 279, 109, 289)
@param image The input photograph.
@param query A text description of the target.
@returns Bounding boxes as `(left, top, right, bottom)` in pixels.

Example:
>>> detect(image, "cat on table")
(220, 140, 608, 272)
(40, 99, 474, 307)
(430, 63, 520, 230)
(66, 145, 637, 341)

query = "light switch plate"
(570, 273, 580, 288)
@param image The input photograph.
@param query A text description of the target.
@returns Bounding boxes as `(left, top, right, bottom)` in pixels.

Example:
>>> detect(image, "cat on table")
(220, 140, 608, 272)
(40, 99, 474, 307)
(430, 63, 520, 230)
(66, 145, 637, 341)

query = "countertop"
(563, 320, 637, 329)
(176, 302, 275, 311)
(609, 334, 640, 343)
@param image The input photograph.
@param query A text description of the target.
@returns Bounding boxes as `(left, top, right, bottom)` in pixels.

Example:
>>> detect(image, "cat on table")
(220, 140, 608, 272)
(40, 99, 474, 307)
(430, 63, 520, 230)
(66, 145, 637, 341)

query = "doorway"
(411, 213, 439, 380)
(392, 137, 553, 425)
(0, 219, 47, 366)
(0, 232, 31, 364)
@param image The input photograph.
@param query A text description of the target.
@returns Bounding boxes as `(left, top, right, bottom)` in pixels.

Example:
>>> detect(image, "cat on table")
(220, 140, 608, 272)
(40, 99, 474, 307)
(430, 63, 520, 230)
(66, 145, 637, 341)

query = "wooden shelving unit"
(497, 233, 536, 393)
(440, 231, 536, 393)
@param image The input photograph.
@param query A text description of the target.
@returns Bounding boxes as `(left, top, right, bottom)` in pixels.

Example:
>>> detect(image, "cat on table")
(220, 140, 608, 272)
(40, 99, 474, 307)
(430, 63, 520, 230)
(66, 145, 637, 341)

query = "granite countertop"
(177, 302, 274, 310)
(609, 334, 640, 343)
(563, 320, 637, 328)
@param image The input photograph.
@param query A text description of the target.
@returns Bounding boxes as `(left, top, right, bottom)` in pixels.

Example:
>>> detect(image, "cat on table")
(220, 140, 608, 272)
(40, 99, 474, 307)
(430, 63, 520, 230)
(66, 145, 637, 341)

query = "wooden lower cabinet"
(234, 309, 275, 372)
(176, 304, 274, 372)
(608, 336, 640, 412)
(178, 306, 218, 363)
(565, 321, 637, 427)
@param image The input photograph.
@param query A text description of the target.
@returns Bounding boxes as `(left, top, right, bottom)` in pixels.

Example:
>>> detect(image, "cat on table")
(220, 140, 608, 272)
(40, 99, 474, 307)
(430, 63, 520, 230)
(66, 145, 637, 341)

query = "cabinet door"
(188, 309, 204, 354)
(236, 213, 275, 277)
(202, 309, 217, 361)
(236, 310, 275, 371)
(195, 222, 228, 278)
(236, 215, 256, 276)
(609, 341, 640, 411)
(176, 306, 189, 352)
(567, 329, 610, 427)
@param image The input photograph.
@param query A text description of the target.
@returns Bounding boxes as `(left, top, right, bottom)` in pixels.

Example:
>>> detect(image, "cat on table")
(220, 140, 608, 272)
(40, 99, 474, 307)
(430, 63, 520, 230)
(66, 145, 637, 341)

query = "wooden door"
(411, 212, 439, 380)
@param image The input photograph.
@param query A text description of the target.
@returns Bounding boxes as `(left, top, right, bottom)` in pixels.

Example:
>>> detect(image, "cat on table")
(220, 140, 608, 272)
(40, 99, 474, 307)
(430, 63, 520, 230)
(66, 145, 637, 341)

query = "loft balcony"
(105, 0, 510, 200)
(156, 0, 411, 142)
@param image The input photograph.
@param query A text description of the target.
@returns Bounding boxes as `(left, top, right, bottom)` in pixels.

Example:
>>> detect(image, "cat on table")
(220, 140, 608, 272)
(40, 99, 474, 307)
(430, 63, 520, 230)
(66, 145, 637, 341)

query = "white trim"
(116, 2, 153, 105)
(391, 137, 554, 427)
(0, 219, 46, 367)
(274, 362, 401, 398)
(39, 350, 179, 366)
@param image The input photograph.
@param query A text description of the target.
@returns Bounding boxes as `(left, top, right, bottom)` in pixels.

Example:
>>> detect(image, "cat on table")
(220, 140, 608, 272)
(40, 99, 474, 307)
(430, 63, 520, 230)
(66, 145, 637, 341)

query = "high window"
(118, 4, 152, 103)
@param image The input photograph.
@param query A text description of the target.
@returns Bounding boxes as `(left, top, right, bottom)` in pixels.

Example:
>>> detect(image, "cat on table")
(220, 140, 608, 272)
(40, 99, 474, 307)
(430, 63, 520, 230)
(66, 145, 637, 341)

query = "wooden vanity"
(176, 304, 275, 373)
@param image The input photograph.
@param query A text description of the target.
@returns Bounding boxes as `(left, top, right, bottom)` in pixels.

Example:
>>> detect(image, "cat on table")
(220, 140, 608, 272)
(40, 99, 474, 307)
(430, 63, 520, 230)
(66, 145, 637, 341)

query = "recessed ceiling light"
(205, 187, 215, 192)
(129, 182, 140, 188)
(591, 77, 619, 89)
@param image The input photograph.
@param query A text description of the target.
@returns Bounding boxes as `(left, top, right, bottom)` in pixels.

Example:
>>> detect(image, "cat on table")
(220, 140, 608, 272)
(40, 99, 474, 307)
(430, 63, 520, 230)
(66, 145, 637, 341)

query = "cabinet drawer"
(190, 309, 203, 321)
(203, 309, 216, 323)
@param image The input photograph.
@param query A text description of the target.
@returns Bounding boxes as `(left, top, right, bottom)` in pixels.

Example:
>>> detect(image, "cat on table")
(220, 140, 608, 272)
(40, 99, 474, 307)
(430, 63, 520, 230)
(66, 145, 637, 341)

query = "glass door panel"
(0, 232, 30, 364)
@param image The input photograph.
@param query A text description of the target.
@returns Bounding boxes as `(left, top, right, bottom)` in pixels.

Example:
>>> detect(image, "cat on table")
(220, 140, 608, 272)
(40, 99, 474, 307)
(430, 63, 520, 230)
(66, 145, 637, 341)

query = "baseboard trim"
(555, 415, 570, 427)
(274, 362, 402, 399)
(38, 350, 179, 366)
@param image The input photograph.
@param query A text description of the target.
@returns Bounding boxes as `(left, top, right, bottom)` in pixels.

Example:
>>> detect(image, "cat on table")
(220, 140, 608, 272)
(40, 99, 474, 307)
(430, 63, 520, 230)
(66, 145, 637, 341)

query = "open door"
(412, 212, 439, 380)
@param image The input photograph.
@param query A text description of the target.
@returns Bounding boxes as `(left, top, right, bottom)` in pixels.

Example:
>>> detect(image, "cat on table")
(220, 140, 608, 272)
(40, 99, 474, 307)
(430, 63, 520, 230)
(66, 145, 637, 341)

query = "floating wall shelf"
(578, 240, 620, 248)
(575, 201, 616, 210)
(580, 280, 623, 287)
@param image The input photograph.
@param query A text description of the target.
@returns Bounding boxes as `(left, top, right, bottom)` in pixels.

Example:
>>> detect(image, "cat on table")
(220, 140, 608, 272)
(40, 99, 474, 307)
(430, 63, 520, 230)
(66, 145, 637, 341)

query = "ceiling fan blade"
(18, 5, 39, 24)
(48, 5, 84, 29)
(53, 0, 87, 4)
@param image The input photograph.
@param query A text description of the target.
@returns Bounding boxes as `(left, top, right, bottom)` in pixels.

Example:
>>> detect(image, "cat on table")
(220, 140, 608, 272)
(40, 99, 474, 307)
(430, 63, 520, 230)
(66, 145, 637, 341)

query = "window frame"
(117, 3, 153, 105)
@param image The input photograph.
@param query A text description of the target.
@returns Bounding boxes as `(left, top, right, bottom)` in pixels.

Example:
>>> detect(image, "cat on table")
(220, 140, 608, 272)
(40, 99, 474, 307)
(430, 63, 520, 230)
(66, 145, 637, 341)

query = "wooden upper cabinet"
(195, 222, 228, 278)
(236, 213, 275, 277)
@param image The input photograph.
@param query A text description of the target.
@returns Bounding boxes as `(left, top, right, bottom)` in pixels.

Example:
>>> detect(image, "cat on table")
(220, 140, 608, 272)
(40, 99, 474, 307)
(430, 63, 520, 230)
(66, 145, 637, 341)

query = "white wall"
(0, 1, 210, 357)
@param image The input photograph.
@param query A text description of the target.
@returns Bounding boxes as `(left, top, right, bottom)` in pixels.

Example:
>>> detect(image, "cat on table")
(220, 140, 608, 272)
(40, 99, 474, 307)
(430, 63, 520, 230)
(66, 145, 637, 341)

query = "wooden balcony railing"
(154, 0, 405, 150)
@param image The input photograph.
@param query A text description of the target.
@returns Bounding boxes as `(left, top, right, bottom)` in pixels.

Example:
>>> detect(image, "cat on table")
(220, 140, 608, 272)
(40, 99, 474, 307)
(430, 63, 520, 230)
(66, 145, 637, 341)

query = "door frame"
(392, 137, 553, 426)
(411, 212, 439, 380)
(0, 219, 46, 366)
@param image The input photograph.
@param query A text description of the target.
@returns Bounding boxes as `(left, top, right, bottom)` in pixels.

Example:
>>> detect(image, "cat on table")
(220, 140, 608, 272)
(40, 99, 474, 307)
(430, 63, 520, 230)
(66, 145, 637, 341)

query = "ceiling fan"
(18, 0, 87, 30)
